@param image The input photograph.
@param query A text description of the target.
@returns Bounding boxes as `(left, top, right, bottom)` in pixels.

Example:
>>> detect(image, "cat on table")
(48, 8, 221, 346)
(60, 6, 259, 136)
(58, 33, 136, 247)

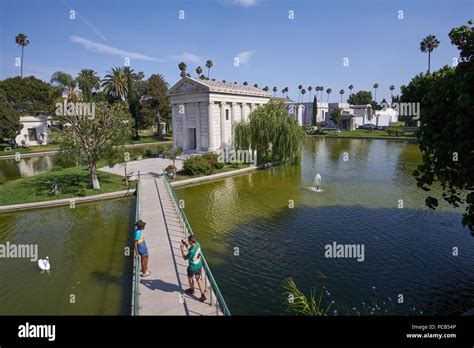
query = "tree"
(243, 81, 248, 85)
(205, 60, 213, 78)
(234, 102, 305, 165)
(301, 88, 306, 101)
(298, 85, 303, 102)
(51, 71, 77, 101)
(420, 35, 440, 73)
(124, 67, 142, 139)
(164, 147, 183, 178)
(348, 84, 354, 95)
(0, 90, 21, 142)
(15, 34, 30, 78)
(195, 66, 203, 77)
(178, 62, 187, 77)
(411, 20, 474, 229)
(76, 69, 100, 102)
(308, 86, 313, 100)
(273, 86, 278, 97)
(312, 95, 318, 126)
(0, 76, 55, 115)
(101, 67, 128, 101)
(389, 85, 395, 99)
(263, 86, 269, 91)
(330, 107, 341, 128)
(347, 90, 373, 105)
(319, 86, 324, 101)
(373, 83, 379, 102)
(283, 87, 289, 97)
(253, 83, 259, 88)
(55, 102, 132, 189)
(139, 74, 171, 134)
(326, 88, 332, 102)
(339, 89, 345, 103)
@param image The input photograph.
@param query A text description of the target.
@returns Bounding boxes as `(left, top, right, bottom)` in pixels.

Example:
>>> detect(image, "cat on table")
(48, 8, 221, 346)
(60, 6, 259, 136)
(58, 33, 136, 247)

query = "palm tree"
(389, 85, 395, 99)
(339, 89, 345, 103)
(283, 87, 289, 98)
(273, 86, 278, 97)
(76, 69, 100, 102)
(263, 86, 269, 91)
(298, 85, 303, 102)
(178, 62, 187, 77)
(301, 88, 306, 102)
(308, 86, 313, 101)
(373, 83, 379, 102)
(420, 35, 440, 73)
(243, 81, 248, 85)
(206, 60, 213, 78)
(15, 34, 30, 78)
(101, 67, 128, 100)
(326, 88, 332, 102)
(253, 83, 259, 88)
(195, 66, 203, 76)
(348, 84, 354, 95)
(51, 71, 77, 101)
(320, 86, 324, 102)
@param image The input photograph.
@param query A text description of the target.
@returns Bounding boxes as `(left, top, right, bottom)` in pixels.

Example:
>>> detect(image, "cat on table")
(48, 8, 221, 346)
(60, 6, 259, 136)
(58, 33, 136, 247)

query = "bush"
(230, 162, 244, 169)
(157, 143, 172, 156)
(183, 152, 223, 175)
(144, 149, 154, 158)
(51, 165, 63, 172)
(386, 128, 405, 136)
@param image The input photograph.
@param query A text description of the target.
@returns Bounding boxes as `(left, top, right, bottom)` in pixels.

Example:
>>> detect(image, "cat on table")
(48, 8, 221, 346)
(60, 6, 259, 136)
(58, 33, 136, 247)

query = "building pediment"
(168, 79, 209, 96)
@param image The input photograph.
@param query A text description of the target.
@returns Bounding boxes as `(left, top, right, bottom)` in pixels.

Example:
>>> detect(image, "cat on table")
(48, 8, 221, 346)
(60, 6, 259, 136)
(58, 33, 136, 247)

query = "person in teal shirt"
(180, 235, 207, 302)
(134, 220, 150, 277)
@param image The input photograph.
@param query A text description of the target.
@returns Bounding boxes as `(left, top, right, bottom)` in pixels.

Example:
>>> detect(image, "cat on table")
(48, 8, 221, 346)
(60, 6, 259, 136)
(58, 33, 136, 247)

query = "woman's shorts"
(187, 266, 202, 278)
(137, 242, 149, 257)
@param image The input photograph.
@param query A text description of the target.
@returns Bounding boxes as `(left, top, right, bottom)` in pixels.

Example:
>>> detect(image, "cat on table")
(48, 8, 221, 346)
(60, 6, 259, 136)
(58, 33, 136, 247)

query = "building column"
(230, 102, 236, 144)
(241, 103, 246, 122)
(196, 102, 202, 150)
(208, 101, 216, 151)
(181, 102, 187, 150)
(172, 103, 178, 148)
(220, 102, 227, 148)
(250, 103, 256, 115)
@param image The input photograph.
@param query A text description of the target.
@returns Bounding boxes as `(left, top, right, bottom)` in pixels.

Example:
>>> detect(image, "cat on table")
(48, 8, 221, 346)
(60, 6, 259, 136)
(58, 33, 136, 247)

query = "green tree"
(339, 89, 345, 103)
(330, 107, 341, 128)
(347, 90, 373, 105)
(348, 84, 354, 95)
(412, 20, 474, 229)
(243, 81, 248, 85)
(373, 83, 379, 102)
(301, 88, 306, 101)
(263, 86, 269, 91)
(273, 86, 278, 97)
(76, 69, 100, 102)
(55, 102, 132, 189)
(0, 90, 21, 142)
(205, 60, 213, 78)
(326, 88, 332, 102)
(51, 71, 77, 101)
(420, 35, 440, 73)
(195, 66, 203, 77)
(124, 67, 141, 139)
(234, 102, 304, 165)
(101, 67, 128, 101)
(0, 76, 55, 115)
(308, 86, 313, 100)
(312, 95, 318, 126)
(389, 85, 395, 99)
(15, 34, 30, 78)
(178, 62, 187, 77)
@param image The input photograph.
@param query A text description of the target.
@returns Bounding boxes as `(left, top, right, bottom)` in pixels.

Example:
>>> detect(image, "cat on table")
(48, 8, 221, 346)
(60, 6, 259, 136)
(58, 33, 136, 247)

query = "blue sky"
(0, 0, 472, 102)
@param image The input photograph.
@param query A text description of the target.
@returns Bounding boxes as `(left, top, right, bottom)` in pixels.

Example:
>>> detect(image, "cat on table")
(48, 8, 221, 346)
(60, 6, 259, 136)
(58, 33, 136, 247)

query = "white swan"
(38, 256, 51, 271)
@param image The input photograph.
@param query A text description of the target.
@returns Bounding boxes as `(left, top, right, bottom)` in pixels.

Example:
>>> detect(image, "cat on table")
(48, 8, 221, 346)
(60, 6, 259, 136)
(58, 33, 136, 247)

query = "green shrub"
(183, 152, 225, 175)
(230, 162, 244, 169)
(386, 128, 405, 136)
(157, 143, 172, 156)
(51, 165, 63, 172)
(144, 149, 154, 158)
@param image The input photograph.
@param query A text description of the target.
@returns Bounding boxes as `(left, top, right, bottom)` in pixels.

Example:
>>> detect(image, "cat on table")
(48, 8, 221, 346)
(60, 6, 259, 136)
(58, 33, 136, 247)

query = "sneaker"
(140, 271, 151, 277)
(199, 294, 207, 302)
(185, 288, 195, 295)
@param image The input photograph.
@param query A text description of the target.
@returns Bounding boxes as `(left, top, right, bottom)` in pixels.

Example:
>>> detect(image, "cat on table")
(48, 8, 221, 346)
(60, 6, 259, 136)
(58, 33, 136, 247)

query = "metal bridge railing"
(163, 172, 231, 316)
(131, 171, 141, 316)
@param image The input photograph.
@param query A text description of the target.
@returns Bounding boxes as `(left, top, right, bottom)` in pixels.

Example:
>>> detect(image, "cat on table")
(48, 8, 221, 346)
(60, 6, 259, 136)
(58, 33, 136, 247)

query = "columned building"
(168, 77, 271, 151)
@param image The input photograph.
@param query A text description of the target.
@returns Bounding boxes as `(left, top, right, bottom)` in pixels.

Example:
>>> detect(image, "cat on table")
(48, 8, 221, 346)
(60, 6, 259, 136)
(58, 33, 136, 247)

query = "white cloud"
(170, 53, 204, 65)
(233, 0, 259, 7)
(236, 51, 254, 64)
(70, 36, 161, 61)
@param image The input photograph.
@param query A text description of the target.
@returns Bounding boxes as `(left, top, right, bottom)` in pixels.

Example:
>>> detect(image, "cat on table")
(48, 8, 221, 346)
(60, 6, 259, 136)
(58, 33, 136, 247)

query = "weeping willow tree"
(234, 102, 304, 165)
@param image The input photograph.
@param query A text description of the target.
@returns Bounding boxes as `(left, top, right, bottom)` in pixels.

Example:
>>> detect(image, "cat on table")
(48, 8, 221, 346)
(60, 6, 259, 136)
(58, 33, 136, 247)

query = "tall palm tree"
(348, 84, 354, 95)
(320, 86, 324, 102)
(273, 86, 278, 97)
(253, 83, 259, 88)
(15, 34, 30, 78)
(51, 71, 77, 101)
(101, 67, 128, 101)
(263, 86, 269, 91)
(283, 87, 289, 98)
(389, 85, 395, 99)
(195, 66, 203, 76)
(243, 81, 248, 85)
(206, 60, 213, 78)
(326, 88, 332, 102)
(301, 88, 306, 102)
(373, 83, 379, 102)
(76, 69, 100, 102)
(339, 89, 345, 103)
(298, 85, 303, 102)
(308, 86, 313, 101)
(420, 35, 440, 73)
(178, 62, 187, 77)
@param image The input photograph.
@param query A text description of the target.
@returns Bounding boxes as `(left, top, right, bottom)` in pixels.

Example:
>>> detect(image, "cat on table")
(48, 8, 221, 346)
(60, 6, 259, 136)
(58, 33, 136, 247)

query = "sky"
(0, 0, 472, 102)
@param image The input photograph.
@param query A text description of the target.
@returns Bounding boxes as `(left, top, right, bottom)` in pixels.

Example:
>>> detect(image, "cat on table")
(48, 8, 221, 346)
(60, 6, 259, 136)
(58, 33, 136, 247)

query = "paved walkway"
(137, 174, 221, 315)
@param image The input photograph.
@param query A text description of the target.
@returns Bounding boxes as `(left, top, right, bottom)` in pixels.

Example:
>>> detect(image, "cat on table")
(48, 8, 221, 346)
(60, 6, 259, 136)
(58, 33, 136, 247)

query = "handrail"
(131, 171, 141, 316)
(162, 171, 231, 316)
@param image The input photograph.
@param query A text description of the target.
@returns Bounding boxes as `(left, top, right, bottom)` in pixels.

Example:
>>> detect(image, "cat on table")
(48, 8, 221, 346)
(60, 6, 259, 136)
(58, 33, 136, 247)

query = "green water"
(176, 138, 474, 315)
(0, 198, 134, 315)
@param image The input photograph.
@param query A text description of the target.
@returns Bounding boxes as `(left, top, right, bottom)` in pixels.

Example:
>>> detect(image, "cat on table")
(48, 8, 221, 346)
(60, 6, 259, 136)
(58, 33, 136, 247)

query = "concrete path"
(137, 174, 221, 315)
(100, 157, 183, 179)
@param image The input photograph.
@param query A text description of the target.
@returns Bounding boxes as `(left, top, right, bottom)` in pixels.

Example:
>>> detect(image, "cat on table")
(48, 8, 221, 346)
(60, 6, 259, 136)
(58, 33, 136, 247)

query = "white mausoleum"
(15, 116, 49, 146)
(168, 77, 271, 151)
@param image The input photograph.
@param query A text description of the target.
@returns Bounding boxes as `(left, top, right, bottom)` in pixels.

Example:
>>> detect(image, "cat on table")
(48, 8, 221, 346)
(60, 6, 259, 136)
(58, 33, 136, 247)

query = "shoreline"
(306, 135, 418, 142)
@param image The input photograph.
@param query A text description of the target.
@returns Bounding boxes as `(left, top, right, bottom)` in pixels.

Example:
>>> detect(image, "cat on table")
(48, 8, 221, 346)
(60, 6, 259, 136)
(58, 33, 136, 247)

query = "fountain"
(308, 173, 323, 192)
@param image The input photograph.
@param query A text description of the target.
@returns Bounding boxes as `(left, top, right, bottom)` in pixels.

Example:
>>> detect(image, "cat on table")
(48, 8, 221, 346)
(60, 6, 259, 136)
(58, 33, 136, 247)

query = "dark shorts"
(187, 266, 202, 278)
(137, 242, 149, 257)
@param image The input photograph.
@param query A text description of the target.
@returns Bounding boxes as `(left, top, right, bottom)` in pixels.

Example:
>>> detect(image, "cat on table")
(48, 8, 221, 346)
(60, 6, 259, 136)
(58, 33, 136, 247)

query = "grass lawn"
(129, 135, 173, 144)
(171, 164, 251, 181)
(0, 166, 130, 205)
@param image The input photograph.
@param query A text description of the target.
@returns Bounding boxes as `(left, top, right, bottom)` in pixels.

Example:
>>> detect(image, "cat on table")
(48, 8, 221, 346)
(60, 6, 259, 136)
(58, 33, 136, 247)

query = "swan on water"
(38, 256, 50, 271)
